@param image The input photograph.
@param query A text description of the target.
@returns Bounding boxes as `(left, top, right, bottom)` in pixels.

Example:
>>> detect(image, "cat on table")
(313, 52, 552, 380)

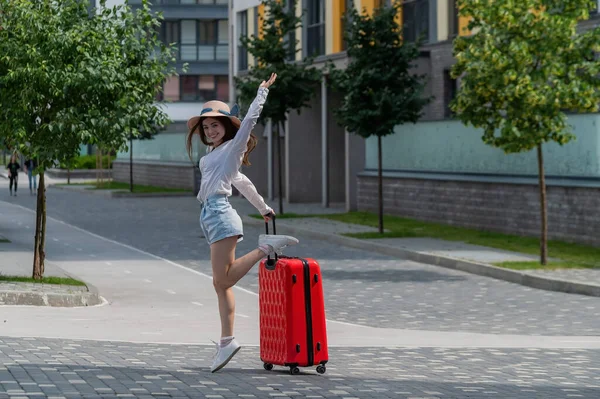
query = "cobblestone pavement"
(0, 336, 599, 399)
(2, 183, 600, 336)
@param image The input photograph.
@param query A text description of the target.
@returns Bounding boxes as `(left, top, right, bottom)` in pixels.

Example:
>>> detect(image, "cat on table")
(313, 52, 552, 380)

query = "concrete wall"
(357, 175, 600, 246)
(326, 86, 347, 203)
(345, 132, 366, 211)
(286, 85, 323, 202)
(364, 116, 600, 178)
(112, 160, 196, 190)
(238, 122, 274, 201)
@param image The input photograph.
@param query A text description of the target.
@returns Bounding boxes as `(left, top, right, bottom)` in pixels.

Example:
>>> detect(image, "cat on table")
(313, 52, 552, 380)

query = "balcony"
(128, 0, 228, 20)
(129, 0, 227, 4)
(178, 44, 229, 62)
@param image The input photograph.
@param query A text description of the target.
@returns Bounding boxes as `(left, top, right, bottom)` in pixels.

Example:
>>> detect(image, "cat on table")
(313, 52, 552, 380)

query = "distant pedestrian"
(23, 158, 37, 195)
(185, 72, 299, 373)
(6, 153, 20, 196)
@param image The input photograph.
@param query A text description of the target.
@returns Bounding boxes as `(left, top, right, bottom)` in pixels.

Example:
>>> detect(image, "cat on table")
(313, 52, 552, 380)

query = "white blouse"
(197, 87, 272, 216)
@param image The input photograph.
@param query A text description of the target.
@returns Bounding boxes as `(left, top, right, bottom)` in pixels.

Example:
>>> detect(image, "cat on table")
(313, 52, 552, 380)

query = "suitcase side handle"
(264, 213, 278, 264)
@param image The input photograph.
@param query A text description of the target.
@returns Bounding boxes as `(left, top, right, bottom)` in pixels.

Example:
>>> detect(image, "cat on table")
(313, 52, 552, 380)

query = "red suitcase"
(258, 218, 329, 375)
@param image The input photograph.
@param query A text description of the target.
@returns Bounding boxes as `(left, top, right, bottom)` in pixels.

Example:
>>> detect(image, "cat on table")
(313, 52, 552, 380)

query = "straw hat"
(187, 100, 241, 133)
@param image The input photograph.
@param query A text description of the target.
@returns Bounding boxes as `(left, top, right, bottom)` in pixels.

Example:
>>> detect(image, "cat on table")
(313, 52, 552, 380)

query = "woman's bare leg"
(210, 236, 265, 337)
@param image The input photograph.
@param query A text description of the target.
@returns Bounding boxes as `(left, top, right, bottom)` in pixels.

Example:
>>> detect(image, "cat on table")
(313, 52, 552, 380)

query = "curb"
(45, 168, 113, 180)
(241, 215, 600, 298)
(110, 191, 192, 198)
(0, 282, 103, 307)
(50, 183, 192, 198)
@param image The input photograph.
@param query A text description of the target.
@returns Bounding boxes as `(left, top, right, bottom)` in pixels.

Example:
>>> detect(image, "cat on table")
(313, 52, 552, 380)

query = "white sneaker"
(258, 234, 299, 255)
(210, 339, 241, 373)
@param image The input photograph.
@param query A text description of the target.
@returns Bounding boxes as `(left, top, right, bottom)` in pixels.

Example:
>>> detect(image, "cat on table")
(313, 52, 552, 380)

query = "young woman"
(186, 73, 299, 373)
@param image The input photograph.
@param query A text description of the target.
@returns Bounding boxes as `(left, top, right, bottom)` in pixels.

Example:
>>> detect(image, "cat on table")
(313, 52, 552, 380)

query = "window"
(307, 0, 325, 57)
(164, 76, 180, 101)
(179, 75, 229, 102)
(238, 10, 248, 70)
(216, 76, 229, 100)
(159, 19, 228, 61)
(449, 0, 459, 37)
(161, 21, 180, 45)
(444, 70, 458, 119)
(181, 20, 197, 60)
(217, 20, 229, 60)
(402, 0, 429, 43)
(285, 0, 297, 61)
(198, 20, 216, 60)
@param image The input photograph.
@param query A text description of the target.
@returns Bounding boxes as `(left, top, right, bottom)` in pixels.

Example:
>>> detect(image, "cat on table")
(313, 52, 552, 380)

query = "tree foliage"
(451, 0, 600, 153)
(328, 0, 431, 139)
(0, 0, 177, 168)
(0, 0, 178, 278)
(235, 0, 322, 127)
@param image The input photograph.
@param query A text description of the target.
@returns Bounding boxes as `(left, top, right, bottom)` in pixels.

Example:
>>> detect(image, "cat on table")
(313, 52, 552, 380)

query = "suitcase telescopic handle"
(264, 213, 276, 235)
(264, 213, 278, 265)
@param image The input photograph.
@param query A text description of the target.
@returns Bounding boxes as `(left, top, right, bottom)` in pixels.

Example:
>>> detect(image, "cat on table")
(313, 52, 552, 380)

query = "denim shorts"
(199, 194, 244, 245)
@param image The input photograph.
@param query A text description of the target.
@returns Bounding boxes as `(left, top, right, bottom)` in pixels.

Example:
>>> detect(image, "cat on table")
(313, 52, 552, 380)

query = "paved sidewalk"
(0, 231, 102, 306)
(0, 171, 102, 306)
(1, 336, 600, 399)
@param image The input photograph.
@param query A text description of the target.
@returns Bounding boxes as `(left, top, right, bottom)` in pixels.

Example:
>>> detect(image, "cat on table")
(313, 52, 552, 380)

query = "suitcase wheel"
(290, 366, 300, 375)
(316, 365, 326, 374)
(263, 363, 273, 371)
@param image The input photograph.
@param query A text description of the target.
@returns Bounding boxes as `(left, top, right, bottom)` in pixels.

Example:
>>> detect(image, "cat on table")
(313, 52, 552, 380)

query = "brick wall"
(112, 160, 197, 191)
(357, 175, 600, 247)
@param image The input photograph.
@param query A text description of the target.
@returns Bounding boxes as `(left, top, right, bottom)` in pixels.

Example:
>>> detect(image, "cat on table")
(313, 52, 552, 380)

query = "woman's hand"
(260, 73, 277, 89)
(263, 210, 276, 222)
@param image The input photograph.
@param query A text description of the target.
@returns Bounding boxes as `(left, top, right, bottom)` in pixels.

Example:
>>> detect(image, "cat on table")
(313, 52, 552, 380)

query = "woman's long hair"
(186, 117, 257, 166)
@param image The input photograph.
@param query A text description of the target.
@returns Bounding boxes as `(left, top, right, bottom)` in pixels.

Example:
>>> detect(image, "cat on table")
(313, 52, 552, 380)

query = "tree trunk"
(276, 122, 284, 215)
(537, 144, 548, 265)
(32, 172, 46, 280)
(67, 169, 70, 185)
(378, 135, 384, 234)
(129, 137, 133, 193)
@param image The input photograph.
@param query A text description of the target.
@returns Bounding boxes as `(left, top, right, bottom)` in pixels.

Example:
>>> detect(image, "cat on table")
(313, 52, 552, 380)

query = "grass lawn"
(58, 181, 188, 193)
(0, 275, 86, 286)
(251, 211, 599, 270)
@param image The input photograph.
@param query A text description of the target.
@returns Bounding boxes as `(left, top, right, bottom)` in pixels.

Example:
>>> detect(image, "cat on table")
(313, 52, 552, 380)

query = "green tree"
(235, 0, 322, 215)
(451, 0, 600, 265)
(328, 1, 432, 233)
(0, 0, 177, 278)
